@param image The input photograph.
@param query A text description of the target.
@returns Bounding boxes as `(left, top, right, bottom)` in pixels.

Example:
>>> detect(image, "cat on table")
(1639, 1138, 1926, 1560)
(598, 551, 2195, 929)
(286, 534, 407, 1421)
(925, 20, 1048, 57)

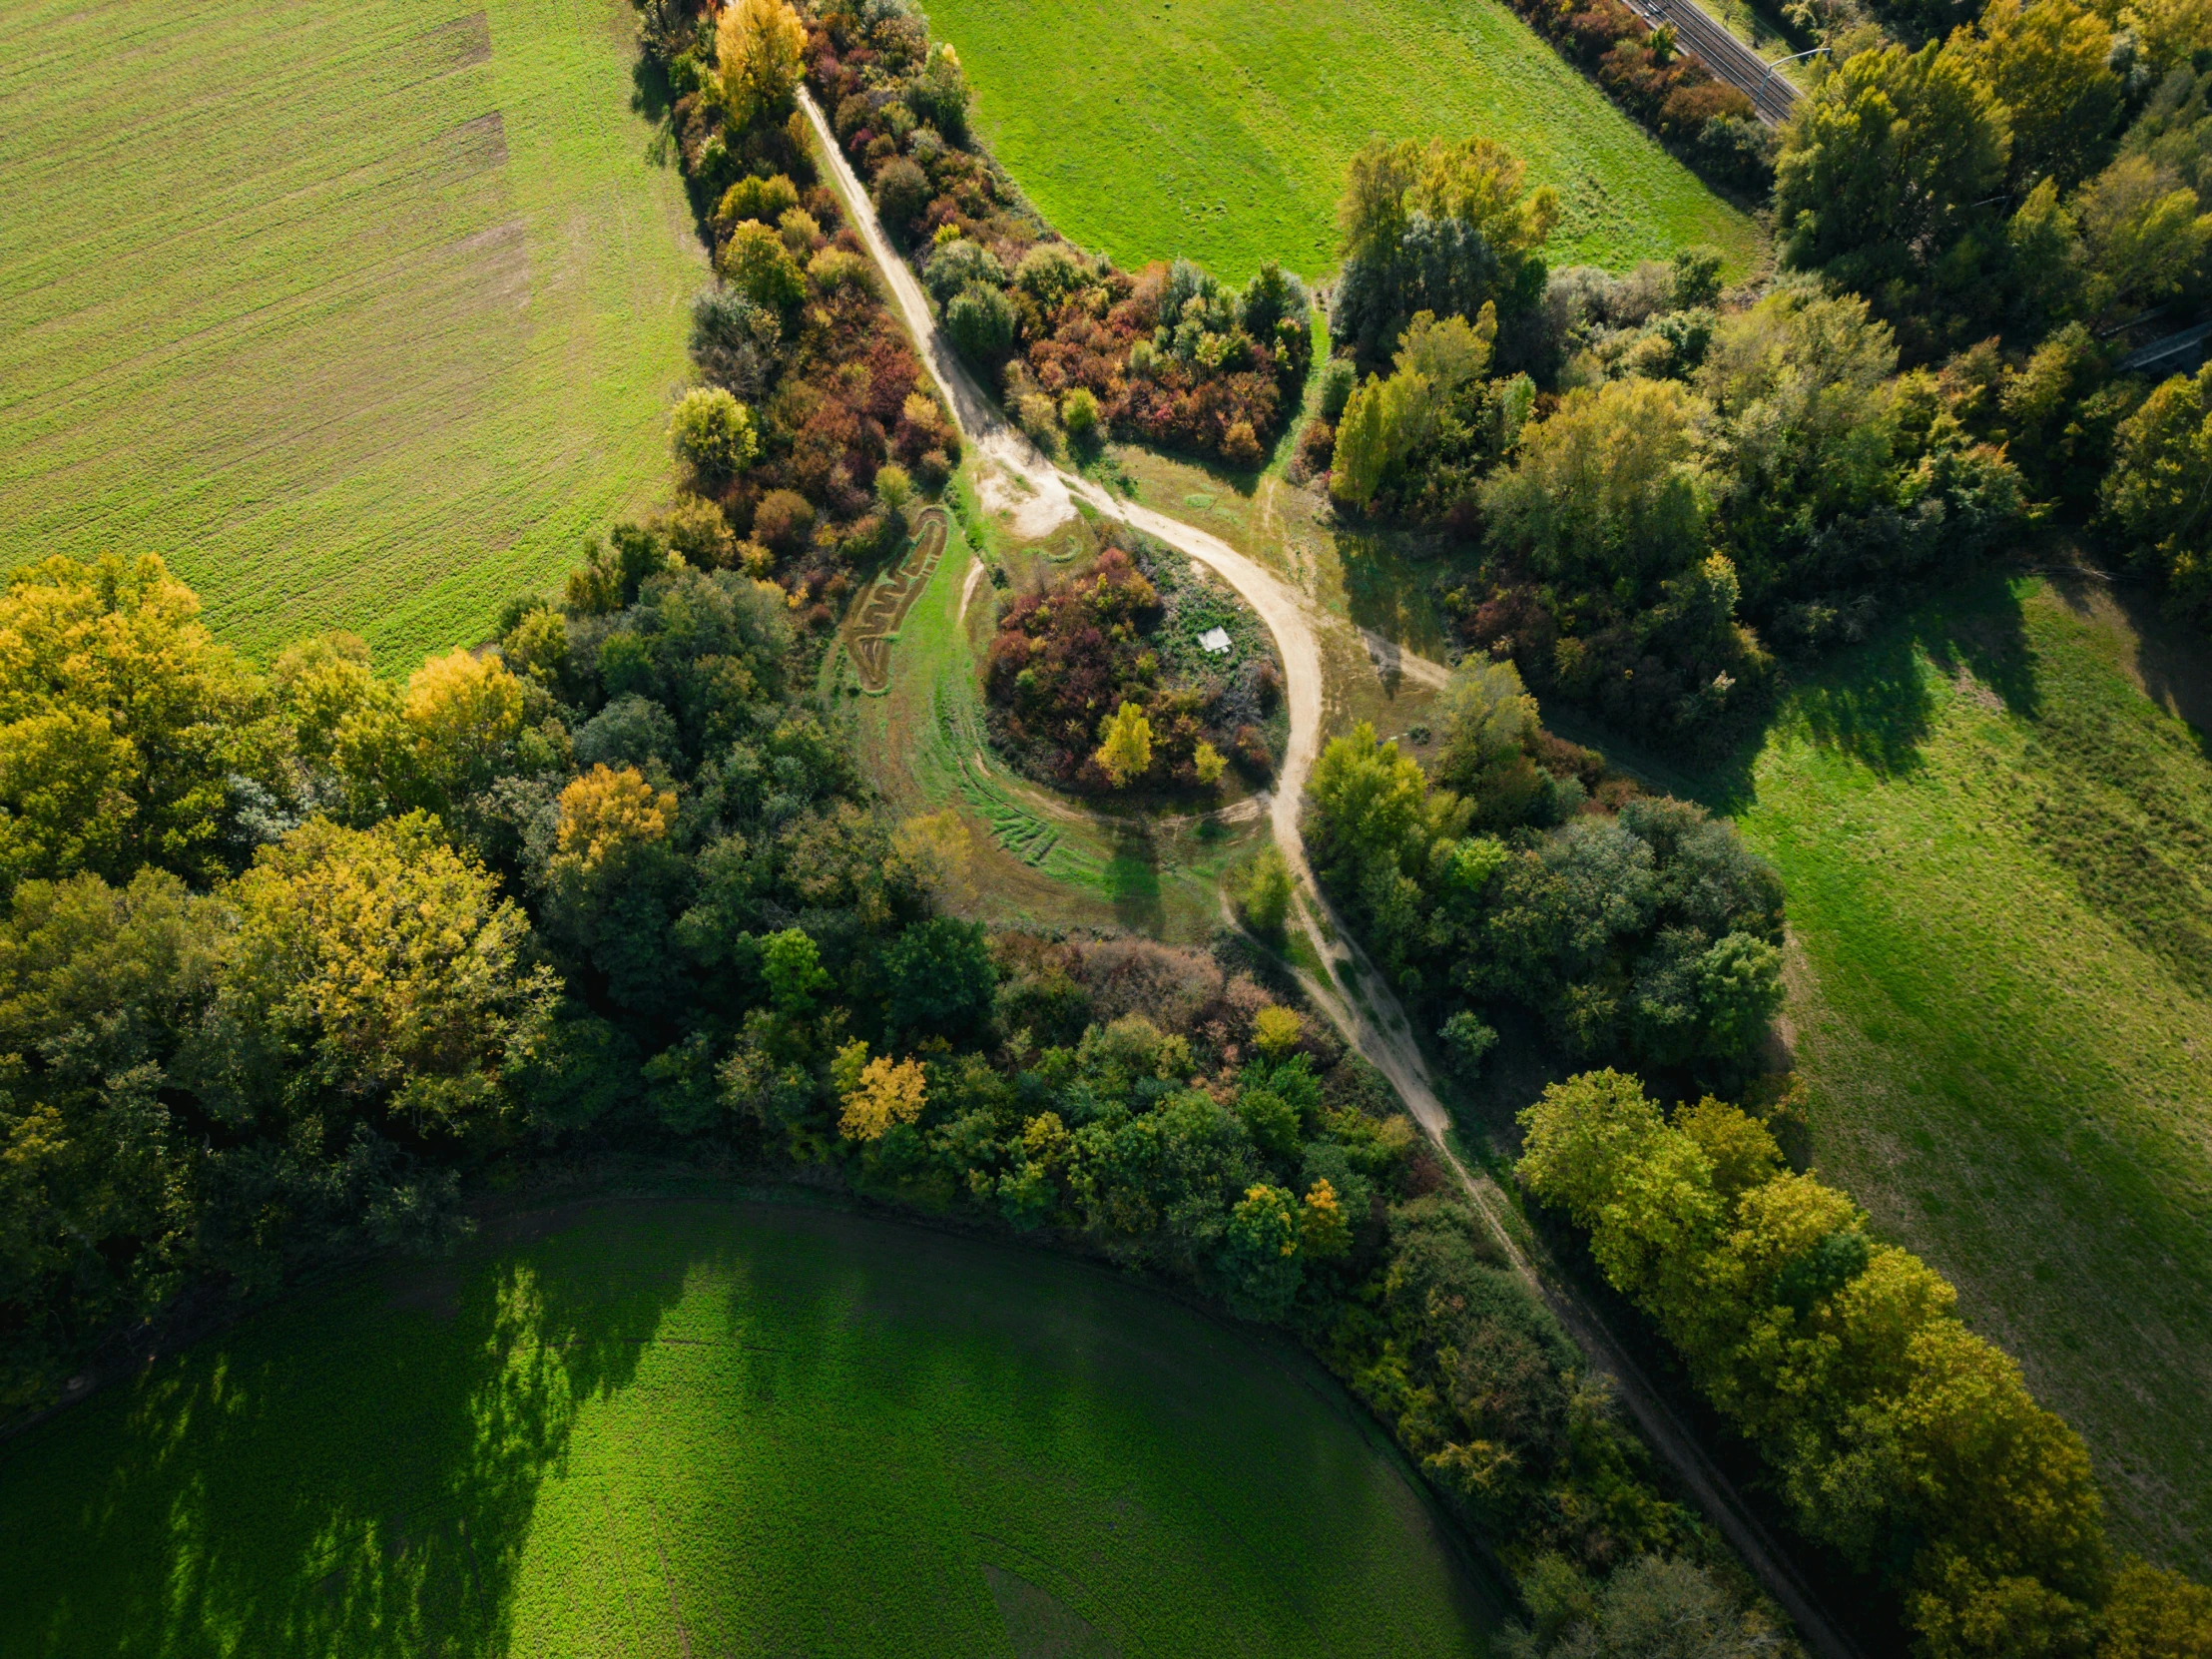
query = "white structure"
(1198, 627, 1233, 655)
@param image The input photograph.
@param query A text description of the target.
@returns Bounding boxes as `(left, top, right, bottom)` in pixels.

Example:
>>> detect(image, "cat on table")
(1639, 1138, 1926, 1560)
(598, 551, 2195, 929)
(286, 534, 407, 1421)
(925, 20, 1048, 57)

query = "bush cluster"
(1317, 132, 2024, 754)
(982, 540, 1284, 792)
(640, 0, 963, 621)
(802, 0, 1312, 464)
(1510, 0, 1775, 188)
(1305, 660, 1786, 1089)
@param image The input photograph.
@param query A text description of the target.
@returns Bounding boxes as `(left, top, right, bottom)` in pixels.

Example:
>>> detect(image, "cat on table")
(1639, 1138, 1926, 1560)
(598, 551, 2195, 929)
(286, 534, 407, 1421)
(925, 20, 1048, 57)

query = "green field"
(922, 0, 1763, 282)
(0, 1196, 1499, 1657)
(1721, 575, 2212, 1576)
(0, 0, 704, 668)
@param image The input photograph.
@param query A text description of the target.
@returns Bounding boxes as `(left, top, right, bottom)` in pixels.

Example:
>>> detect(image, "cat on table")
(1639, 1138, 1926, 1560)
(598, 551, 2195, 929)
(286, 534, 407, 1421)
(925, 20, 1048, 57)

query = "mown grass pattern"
(0, 0, 705, 667)
(1727, 576, 2212, 1576)
(0, 1199, 1498, 1657)
(920, 0, 1762, 282)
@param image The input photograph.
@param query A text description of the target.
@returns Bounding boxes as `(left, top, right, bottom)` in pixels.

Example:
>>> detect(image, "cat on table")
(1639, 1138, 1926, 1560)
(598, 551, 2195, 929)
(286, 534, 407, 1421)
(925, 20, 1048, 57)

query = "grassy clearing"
(1716, 574, 2212, 1576)
(0, 1197, 1499, 1657)
(0, 0, 703, 667)
(921, 0, 1762, 282)
(832, 485, 1267, 938)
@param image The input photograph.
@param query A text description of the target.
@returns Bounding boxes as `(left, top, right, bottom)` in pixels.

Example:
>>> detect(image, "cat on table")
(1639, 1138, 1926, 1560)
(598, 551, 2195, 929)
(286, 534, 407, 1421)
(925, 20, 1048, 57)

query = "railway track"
(1621, 0, 1806, 125)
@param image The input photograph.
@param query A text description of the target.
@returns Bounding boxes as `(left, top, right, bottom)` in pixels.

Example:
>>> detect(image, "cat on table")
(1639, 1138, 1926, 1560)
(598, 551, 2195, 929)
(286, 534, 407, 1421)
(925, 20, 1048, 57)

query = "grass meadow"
(0, 1197, 1499, 1658)
(1720, 575, 2212, 1576)
(920, 0, 1763, 283)
(0, 0, 704, 668)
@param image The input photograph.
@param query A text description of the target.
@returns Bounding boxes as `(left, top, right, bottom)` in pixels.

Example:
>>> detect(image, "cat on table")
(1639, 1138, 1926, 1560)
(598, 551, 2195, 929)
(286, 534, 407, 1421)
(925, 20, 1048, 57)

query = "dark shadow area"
(1535, 573, 2039, 818)
(1336, 530, 1463, 655)
(629, 53, 673, 126)
(1102, 822, 1166, 935)
(0, 1202, 697, 1658)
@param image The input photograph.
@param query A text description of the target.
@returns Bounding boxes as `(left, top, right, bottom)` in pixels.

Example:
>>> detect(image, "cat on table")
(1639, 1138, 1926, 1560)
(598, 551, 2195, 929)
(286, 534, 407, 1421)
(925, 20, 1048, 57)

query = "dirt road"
(802, 90, 1862, 1658)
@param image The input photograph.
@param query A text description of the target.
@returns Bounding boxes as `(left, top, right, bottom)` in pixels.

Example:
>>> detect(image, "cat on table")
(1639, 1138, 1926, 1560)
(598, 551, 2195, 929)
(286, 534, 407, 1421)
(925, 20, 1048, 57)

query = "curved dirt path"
(806, 91, 1861, 1659)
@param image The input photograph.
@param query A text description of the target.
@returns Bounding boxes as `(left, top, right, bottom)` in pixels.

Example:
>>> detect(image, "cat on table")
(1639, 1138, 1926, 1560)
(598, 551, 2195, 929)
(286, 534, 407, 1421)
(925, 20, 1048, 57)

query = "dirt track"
(802, 90, 1863, 1659)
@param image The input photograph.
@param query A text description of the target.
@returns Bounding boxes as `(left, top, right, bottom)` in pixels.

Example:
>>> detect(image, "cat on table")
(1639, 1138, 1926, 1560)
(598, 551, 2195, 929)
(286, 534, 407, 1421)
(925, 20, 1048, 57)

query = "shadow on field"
(0, 1206, 702, 1657)
(1543, 573, 2042, 818)
(0, 1199, 1509, 1656)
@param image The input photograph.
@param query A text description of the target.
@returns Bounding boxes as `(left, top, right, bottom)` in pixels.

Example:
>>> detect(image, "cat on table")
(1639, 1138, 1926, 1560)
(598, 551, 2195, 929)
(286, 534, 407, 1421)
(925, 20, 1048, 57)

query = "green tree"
(1221, 1183, 1303, 1320)
(1696, 284, 1901, 600)
(2076, 153, 2212, 309)
(1951, 0, 2120, 192)
(872, 158, 932, 238)
(2103, 364, 2212, 620)
(1481, 378, 1711, 590)
(1238, 845, 1295, 935)
(762, 926, 831, 1016)
(719, 221, 806, 312)
(881, 917, 997, 1039)
(1776, 39, 2011, 288)
(669, 387, 761, 488)
(1306, 722, 1453, 886)
(945, 281, 1016, 365)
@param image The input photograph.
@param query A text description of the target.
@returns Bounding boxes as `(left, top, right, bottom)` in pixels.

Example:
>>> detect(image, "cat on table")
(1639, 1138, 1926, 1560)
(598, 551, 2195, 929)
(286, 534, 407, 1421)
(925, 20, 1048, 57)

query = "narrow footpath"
(802, 88, 1862, 1659)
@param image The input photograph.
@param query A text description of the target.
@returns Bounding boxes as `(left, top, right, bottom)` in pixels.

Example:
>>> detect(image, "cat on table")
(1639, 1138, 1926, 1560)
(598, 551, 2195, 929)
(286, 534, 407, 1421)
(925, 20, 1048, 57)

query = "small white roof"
(1198, 627, 1233, 655)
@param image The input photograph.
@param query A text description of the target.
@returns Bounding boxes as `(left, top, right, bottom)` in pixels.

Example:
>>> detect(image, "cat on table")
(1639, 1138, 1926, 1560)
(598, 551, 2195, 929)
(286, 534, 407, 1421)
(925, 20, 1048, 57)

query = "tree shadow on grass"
(1335, 529, 1462, 659)
(1101, 822, 1165, 935)
(0, 1204, 701, 1659)
(1549, 574, 2042, 818)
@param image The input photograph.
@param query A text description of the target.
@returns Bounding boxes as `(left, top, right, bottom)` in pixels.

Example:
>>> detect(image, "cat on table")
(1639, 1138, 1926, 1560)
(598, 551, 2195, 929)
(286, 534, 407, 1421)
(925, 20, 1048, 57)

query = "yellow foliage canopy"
(0, 553, 276, 889)
(554, 765, 676, 872)
(1093, 700, 1152, 788)
(717, 0, 808, 125)
(839, 1054, 927, 1141)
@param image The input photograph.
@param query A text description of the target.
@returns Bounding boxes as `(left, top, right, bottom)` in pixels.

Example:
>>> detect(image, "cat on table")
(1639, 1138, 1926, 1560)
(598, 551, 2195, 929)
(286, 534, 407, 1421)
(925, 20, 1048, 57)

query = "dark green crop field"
(922, 0, 1761, 282)
(0, 0, 704, 668)
(1726, 575, 2212, 1576)
(0, 1197, 1499, 1657)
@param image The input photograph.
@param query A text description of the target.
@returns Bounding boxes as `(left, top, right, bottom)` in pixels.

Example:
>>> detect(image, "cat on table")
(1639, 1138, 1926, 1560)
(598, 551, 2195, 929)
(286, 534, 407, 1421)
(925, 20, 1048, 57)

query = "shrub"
(717, 172, 800, 227)
(1015, 242, 1089, 311)
(1060, 385, 1101, 443)
(922, 237, 1004, 304)
(872, 157, 931, 237)
(808, 247, 872, 294)
(1317, 356, 1357, 421)
(945, 281, 1016, 365)
(1240, 847, 1295, 935)
(1222, 419, 1263, 467)
(719, 221, 806, 311)
(753, 487, 815, 552)
(668, 387, 759, 487)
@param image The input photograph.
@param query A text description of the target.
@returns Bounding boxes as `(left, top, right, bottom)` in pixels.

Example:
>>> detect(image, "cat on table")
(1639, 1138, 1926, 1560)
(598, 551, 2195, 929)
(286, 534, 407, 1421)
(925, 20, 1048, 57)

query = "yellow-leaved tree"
(838, 1053, 927, 1141)
(206, 814, 557, 1130)
(0, 554, 282, 893)
(1252, 1004, 1303, 1060)
(405, 649, 525, 807)
(1093, 701, 1152, 788)
(717, 0, 808, 128)
(553, 765, 677, 874)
